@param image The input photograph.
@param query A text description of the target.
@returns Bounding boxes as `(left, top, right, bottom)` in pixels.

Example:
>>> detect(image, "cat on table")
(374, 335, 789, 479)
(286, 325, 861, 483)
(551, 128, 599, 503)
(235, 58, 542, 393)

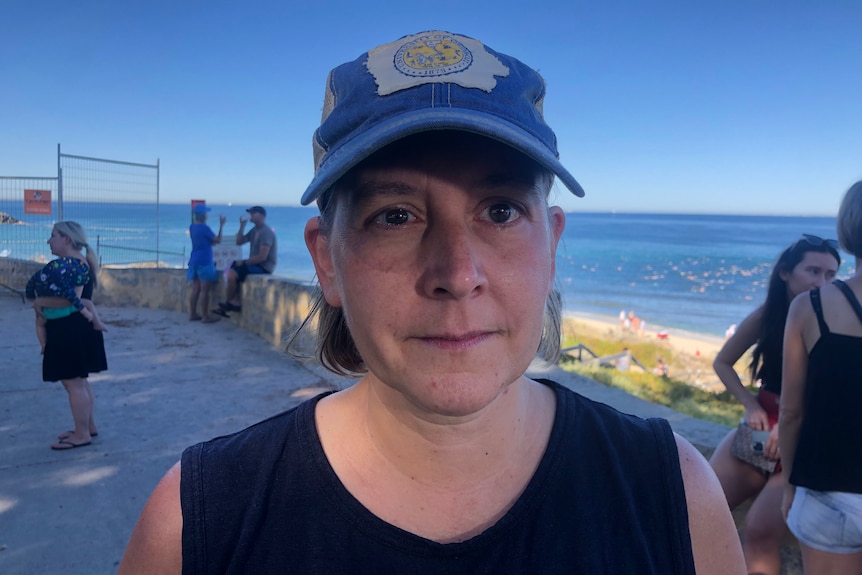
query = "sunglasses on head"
(794, 234, 839, 251)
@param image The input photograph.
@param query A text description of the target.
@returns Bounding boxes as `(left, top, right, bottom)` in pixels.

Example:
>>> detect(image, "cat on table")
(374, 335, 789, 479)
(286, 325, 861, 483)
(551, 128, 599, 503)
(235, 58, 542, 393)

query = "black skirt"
(42, 312, 108, 382)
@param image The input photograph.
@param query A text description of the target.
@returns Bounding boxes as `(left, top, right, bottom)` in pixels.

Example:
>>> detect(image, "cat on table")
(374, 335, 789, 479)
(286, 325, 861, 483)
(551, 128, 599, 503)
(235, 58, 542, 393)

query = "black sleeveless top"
(180, 379, 695, 574)
(789, 281, 862, 493)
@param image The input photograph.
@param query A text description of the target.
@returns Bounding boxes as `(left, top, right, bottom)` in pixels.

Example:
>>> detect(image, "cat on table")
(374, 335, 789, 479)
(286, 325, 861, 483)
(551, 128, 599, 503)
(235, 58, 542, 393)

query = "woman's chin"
(399, 376, 522, 420)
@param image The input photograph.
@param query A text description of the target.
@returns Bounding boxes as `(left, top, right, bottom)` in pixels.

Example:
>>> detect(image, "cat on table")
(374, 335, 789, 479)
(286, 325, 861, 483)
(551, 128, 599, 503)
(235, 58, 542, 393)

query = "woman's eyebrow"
(354, 180, 415, 197)
(481, 173, 544, 195)
(346, 171, 543, 207)
(347, 180, 416, 210)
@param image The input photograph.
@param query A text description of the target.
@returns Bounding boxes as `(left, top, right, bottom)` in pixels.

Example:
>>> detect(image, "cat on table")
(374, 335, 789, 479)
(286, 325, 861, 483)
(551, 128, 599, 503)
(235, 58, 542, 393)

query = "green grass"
(559, 330, 748, 427)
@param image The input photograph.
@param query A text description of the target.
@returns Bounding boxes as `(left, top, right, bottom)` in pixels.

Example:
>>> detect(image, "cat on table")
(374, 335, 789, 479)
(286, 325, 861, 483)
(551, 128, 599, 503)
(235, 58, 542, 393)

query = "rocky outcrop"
(0, 212, 22, 224)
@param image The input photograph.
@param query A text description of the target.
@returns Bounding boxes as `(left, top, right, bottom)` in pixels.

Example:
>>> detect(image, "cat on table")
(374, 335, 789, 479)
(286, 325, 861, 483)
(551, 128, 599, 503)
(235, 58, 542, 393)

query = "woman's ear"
(304, 217, 342, 307)
(547, 206, 566, 290)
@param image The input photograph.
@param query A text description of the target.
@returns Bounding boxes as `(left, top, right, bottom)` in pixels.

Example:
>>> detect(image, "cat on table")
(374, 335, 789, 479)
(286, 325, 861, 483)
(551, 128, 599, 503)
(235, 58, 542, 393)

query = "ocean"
(0, 202, 849, 338)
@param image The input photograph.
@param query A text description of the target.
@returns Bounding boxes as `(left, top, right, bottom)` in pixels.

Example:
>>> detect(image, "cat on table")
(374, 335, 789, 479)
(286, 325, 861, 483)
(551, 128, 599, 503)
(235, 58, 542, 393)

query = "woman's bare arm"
(713, 307, 769, 428)
(779, 293, 811, 516)
(676, 434, 746, 574)
(117, 462, 183, 575)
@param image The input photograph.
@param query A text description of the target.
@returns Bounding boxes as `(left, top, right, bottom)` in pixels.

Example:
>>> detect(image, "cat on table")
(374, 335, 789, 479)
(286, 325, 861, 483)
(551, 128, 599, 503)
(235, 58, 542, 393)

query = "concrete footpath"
(0, 292, 729, 574)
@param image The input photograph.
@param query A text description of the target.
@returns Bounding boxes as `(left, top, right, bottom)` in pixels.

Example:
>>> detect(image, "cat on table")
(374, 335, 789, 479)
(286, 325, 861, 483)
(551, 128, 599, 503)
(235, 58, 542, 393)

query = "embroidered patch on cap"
(366, 31, 509, 96)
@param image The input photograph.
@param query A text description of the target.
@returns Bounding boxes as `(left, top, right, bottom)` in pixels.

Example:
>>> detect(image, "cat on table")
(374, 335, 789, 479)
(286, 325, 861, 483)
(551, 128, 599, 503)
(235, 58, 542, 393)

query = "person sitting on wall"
(218, 206, 277, 313)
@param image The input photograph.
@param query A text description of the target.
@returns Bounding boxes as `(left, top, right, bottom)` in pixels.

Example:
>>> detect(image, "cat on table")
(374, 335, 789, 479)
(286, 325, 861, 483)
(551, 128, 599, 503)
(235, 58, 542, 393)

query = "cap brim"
(301, 109, 584, 205)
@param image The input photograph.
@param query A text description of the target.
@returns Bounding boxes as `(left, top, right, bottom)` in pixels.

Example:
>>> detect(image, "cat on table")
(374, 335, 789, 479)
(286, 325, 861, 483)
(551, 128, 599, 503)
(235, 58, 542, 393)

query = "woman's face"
(306, 136, 565, 418)
(781, 250, 839, 298)
(47, 228, 69, 256)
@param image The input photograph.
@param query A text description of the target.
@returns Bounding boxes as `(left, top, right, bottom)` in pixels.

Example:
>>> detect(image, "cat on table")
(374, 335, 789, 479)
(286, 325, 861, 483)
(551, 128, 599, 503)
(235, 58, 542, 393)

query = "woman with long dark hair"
(710, 235, 840, 575)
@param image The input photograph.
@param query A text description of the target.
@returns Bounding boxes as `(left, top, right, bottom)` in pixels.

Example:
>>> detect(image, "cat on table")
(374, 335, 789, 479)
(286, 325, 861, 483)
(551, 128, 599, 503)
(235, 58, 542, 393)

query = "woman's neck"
(334, 377, 554, 486)
(56, 248, 83, 260)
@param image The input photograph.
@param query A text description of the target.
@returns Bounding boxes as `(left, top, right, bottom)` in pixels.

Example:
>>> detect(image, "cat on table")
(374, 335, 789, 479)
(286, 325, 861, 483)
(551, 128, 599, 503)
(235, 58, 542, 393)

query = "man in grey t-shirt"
(218, 205, 276, 313)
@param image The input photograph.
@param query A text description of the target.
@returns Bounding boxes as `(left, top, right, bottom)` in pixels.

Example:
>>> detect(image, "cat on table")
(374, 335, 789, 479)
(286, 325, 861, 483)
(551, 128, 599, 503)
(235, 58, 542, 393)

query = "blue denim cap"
(301, 30, 585, 206)
(192, 203, 211, 215)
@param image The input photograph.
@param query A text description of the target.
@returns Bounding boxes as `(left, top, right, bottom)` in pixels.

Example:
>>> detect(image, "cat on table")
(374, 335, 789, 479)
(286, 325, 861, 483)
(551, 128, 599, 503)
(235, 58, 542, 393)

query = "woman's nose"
(419, 222, 488, 300)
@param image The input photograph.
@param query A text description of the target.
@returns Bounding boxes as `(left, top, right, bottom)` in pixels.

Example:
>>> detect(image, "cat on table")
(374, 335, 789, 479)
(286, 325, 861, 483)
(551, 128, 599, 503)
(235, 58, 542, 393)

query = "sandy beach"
(561, 311, 733, 392)
(565, 311, 725, 355)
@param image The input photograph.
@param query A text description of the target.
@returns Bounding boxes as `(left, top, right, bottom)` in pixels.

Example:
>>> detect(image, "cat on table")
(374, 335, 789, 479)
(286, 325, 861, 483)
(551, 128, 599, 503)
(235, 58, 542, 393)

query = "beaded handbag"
(730, 423, 777, 474)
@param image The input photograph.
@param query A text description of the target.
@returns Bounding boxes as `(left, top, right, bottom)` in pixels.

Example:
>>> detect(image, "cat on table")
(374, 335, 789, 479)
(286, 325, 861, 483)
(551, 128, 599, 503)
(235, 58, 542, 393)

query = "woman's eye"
(372, 208, 412, 226)
(485, 203, 520, 224)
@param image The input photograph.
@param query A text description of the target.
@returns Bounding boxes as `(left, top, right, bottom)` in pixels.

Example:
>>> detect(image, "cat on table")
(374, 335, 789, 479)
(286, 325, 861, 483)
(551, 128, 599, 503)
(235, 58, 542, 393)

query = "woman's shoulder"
(817, 278, 854, 300)
(185, 394, 327, 470)
(43, 256, 88, 272)
(55, 255, 87, 266)
(788, 286, 817, 317)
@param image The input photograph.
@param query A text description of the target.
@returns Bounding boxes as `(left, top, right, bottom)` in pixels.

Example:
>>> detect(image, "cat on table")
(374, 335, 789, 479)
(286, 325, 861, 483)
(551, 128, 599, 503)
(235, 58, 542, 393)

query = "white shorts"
(787, 487, 862, 554)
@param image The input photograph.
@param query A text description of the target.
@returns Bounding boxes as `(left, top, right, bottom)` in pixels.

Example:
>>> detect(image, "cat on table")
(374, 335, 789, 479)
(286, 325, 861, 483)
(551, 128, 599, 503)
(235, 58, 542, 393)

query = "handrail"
(96, 243, 184, 256)
(562, 344, 649, 372)
(0, 282, 25, 303)
(96, 235, 186, 268)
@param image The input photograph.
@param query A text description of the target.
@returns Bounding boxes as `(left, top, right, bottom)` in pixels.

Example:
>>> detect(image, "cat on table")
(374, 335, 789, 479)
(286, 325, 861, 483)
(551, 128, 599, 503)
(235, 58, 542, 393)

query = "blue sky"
(2, 1, 860, 215)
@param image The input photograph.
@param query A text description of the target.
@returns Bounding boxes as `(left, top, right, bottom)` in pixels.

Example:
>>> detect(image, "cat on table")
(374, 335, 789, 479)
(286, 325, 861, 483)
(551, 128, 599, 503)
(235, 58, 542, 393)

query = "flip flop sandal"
(58, 430, 98, 440)
(51, 439, 92, 450)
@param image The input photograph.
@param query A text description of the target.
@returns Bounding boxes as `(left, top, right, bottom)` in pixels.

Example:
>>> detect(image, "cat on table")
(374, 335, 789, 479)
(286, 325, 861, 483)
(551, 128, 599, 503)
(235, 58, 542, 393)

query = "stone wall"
(0, 259, 319, 353)
(0, 258, 42, 296)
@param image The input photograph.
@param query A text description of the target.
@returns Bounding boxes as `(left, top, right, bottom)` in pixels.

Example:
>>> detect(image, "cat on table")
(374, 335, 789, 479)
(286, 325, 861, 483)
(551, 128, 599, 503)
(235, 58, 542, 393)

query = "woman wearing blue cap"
(187, 203, 225, 323)
(119, 31, 744, 574)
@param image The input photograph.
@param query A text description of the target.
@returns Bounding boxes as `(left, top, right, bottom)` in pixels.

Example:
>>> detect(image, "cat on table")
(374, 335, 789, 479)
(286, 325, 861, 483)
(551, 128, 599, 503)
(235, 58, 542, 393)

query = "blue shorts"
(787, 487, 862, 553)
(230, 261, 268, 282)
(187, 263, 218, 282)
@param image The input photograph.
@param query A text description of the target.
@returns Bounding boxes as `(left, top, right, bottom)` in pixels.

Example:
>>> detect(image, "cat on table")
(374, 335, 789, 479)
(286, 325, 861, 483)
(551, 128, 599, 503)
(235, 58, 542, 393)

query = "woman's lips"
(418, 331, 495, 351)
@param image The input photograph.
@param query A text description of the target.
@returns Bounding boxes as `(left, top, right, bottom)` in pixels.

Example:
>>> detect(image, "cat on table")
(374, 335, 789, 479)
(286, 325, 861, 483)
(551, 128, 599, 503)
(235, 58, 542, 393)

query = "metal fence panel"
(59, 151, 167, 267)
(0, 146, 181, 269)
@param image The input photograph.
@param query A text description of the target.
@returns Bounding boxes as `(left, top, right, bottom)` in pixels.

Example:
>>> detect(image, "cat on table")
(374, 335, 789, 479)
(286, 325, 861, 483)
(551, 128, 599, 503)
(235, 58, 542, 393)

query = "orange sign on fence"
(24, 189, 52, 215)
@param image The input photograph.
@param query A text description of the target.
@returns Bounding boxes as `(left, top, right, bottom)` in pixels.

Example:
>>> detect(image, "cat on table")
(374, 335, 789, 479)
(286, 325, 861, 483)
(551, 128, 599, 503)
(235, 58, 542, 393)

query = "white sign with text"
(213, 245, 242, 272)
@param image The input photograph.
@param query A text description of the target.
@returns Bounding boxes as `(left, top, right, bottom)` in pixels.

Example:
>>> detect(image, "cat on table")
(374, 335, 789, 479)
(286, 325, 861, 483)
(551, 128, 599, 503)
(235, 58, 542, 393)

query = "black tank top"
(789, 281, 862, 493)
(82, 274, 94, 300)
(180, 379, 695, 574)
